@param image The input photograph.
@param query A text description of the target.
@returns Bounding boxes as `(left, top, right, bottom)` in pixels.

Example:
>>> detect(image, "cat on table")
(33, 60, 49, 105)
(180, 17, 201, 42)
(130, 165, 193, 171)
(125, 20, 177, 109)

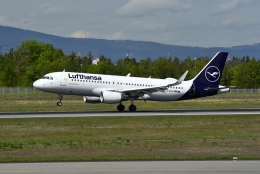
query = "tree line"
(0, 40, 259, 88)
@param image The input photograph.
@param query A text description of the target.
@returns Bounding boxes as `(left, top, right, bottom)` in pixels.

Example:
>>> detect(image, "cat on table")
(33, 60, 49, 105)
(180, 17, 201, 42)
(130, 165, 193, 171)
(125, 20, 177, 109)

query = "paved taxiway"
(1, 161, 260, 174)
(1, 109, 260, 118)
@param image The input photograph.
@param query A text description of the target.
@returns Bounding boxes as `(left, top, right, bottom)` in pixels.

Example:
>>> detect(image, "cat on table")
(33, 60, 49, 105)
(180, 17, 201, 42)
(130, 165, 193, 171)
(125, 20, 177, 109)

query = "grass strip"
(1, 92, 260, 112)
(0, 115, 260, 162)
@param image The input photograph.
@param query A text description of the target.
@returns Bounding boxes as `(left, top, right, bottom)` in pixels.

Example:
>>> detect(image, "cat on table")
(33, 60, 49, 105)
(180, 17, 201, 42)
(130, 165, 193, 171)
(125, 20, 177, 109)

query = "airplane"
(33, 52, 230, 112)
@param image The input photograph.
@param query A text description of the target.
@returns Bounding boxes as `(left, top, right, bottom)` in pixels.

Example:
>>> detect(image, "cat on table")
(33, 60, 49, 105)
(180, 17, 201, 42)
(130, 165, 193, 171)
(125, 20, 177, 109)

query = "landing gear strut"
(57, 94, 63, 106)
(128, 98, 136, 112)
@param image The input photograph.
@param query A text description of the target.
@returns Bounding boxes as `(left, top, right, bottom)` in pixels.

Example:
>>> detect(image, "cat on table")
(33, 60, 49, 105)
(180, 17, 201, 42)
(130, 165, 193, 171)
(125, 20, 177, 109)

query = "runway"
(1, 109, 260, 118)
(0, 161, 260, 174)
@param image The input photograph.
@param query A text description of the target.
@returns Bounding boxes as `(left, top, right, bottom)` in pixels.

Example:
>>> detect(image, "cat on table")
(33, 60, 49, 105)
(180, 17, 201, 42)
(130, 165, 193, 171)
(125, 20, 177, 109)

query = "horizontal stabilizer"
(204, 86, 230, 94)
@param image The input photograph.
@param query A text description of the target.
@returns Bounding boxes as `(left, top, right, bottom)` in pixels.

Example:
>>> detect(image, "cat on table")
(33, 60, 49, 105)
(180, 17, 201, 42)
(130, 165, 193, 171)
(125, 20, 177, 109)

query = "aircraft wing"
(114, 70, 189, 94)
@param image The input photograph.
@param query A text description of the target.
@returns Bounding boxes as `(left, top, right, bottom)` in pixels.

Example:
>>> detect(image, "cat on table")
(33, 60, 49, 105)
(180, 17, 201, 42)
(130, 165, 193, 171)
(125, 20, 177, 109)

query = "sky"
(0, 0, 260, 47)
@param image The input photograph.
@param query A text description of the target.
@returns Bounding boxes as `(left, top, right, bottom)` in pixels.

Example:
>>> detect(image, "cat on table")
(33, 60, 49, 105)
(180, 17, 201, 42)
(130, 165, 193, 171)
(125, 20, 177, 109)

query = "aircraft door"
(60, 73, 66, 86)
(189, 83, 195, 95)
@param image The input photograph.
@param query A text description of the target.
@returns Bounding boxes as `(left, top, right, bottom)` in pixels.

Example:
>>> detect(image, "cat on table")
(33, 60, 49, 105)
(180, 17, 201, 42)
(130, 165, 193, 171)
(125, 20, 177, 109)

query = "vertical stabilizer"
(179, 52, 229, 100)
(193, 52, 228, 87)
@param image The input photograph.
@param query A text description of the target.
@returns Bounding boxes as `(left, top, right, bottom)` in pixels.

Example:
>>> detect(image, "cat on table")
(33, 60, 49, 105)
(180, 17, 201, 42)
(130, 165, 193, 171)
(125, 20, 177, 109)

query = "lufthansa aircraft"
(33, 52, 230, 111)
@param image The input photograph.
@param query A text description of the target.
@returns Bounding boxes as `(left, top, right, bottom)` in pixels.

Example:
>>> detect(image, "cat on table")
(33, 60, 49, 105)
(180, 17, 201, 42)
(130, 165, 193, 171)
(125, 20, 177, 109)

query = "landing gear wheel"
(57, 101, 62, 106)
(129, 104, 137, 112)
(117, 104, 125, 112)
(57, 94, 63, 106)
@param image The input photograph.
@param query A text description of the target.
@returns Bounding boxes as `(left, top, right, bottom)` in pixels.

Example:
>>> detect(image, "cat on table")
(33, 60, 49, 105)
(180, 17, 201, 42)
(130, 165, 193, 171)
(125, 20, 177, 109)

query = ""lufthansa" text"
(68, 73, 102, 80)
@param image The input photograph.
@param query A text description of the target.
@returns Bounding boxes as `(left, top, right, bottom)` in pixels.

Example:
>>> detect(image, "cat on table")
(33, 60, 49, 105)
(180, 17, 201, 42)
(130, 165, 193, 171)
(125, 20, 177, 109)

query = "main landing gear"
(117, 98, 137, 112)
(57, 94, 63, 106)
(117, 103, 125, 112)
(128, 104, 136, 112)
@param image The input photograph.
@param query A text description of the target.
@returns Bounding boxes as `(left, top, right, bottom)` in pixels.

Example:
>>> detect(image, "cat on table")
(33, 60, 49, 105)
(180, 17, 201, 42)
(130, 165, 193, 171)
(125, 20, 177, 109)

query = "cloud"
(19, 18, 33, 27)
(212, 17, 257, 29)
(0, 15, 14, 26)
(30, 3, 66, 17)
(131, 20, 167, 30)
(116, 0, 192, 17)
(41, 6, 66, 16)
(107, 31, 124, 40)
(212, 0, 250, 15)
(70, 30, 91, 38)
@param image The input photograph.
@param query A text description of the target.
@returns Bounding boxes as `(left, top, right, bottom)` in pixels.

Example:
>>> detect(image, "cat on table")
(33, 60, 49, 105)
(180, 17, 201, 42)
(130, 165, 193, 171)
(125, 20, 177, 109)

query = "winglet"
(168, 70, 188, 86)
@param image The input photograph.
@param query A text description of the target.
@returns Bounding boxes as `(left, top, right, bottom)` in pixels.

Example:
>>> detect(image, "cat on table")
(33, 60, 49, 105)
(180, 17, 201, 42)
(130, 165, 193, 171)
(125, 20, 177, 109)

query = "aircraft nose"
(33, 80, 42, 89)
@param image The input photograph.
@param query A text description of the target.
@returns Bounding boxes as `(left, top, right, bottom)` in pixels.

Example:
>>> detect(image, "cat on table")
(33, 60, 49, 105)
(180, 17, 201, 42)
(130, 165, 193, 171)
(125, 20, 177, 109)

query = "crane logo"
(205, 66, 220, 82)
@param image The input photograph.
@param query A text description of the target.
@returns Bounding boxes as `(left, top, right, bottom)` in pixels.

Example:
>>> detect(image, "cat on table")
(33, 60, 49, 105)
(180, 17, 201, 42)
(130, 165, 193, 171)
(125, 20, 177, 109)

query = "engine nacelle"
(83, 96, 101, 103)
(100, 91, 122, 104)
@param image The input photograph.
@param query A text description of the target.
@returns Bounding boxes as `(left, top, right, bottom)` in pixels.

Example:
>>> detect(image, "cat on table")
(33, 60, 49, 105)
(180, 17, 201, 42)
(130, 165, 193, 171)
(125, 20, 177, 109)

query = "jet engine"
(83, 96, 101, 103)
(100, 91, 122, 104)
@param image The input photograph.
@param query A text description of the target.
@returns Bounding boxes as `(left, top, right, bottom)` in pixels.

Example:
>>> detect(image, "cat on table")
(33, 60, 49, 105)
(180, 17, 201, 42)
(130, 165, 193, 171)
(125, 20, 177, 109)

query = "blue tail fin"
(193, 52, 228, 87)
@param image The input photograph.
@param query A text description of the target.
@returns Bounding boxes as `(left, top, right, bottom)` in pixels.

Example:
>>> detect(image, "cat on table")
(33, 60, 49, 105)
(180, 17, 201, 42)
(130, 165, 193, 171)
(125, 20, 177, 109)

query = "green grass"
(0, 92, 260, 162)
(1, 92, 260, 112)
(0, 115, 260, 162)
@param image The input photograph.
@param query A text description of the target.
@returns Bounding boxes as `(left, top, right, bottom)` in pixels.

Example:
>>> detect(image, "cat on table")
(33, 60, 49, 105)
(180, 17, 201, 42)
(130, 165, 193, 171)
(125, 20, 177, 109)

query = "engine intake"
(100, 91, 122, 104)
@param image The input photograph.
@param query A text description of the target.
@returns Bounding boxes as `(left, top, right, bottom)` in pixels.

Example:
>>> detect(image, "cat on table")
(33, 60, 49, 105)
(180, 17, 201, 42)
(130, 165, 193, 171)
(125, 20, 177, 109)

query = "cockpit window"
(41, 76, 46, 79)
(50, 76, 53, 80)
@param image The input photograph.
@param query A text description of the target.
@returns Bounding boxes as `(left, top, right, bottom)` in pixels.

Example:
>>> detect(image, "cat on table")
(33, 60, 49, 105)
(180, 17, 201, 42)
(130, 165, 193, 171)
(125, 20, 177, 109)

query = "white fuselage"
(32, 52, 230, 111)
(33, 72, 193, 101)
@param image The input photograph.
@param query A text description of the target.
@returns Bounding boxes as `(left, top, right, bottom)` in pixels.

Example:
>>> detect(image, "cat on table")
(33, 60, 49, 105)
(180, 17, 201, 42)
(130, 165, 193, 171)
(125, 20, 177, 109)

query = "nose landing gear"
(57, 94, 63, 106)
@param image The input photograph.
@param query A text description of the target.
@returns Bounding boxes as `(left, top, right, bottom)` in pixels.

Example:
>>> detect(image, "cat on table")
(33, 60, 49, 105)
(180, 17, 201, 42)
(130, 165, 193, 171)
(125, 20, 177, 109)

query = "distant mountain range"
(1, 25, 260, 61)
